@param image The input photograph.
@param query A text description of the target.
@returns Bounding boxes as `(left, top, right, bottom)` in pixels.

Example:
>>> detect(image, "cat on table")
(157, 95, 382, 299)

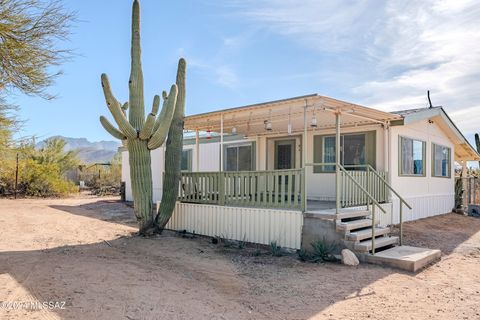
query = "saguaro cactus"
(99, 0, 186, 234)
(156, 59, 186, 229)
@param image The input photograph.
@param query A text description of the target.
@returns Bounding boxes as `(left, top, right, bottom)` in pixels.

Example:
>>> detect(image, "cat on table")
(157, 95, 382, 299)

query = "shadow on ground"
(1, 199, 480, 319)
(50, 199, 137, 228)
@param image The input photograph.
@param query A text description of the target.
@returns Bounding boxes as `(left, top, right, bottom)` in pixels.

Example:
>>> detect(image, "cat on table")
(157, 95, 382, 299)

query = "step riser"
(347, 228, 390, 241)
(354, 236, 399, 252)
(336, 210, 371, 220)
(336, 219, 379, 232)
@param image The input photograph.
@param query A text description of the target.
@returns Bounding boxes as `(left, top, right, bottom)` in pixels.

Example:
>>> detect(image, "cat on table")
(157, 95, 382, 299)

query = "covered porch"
(181, 94, 401, 213)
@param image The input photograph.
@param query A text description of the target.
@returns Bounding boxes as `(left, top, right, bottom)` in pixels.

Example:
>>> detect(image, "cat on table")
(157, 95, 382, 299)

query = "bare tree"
(0, 0, 74, 99)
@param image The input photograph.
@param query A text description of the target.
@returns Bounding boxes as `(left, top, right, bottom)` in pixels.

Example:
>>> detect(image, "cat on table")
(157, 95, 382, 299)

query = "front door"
(275, 140, 295, 169)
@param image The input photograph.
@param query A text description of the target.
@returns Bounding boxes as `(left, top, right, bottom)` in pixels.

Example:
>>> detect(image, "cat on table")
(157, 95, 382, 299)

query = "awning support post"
(335, 111, 341, 215)
(195, 129, 200, 172)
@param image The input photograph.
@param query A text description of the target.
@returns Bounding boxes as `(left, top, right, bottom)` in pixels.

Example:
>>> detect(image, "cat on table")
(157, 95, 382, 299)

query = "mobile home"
(121, 94, 479, 253)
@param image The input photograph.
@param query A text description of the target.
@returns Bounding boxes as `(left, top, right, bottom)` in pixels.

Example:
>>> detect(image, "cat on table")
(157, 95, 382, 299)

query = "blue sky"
(11, 0, 480, 146)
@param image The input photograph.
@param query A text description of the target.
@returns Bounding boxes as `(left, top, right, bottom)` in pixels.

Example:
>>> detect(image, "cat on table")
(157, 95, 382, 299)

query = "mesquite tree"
(100, 0, 186, 234)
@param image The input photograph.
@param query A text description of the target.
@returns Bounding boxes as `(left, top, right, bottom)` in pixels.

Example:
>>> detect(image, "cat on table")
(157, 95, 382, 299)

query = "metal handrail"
(338, 164, 388, 255)
(364, 164, 411, 246)
(364, 165, 412, 209)
(304, 162, 411, 254)
(338, 165, 386, 214)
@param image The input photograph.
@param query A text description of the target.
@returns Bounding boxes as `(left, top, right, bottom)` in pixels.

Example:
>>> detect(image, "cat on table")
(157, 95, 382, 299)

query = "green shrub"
(18, 159, 78, 197)
(310, 238, 338, 262)
(297, 238, 338, 263)
(270, 241, 283, 257)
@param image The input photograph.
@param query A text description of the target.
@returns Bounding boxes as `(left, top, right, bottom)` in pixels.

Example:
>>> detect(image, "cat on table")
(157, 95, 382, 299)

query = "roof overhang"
(400, 107, 480, 162)
(184, 94, 401, 137)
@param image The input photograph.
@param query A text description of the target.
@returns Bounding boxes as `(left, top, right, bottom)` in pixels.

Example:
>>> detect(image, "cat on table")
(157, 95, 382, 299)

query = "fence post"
(14, 153, 19, 200)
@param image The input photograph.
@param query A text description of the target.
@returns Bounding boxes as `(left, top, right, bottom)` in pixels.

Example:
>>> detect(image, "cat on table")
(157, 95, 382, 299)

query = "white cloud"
(233, 0, 480, 133)
(215, 65, 239, 88)
(181, 53, 240, 89)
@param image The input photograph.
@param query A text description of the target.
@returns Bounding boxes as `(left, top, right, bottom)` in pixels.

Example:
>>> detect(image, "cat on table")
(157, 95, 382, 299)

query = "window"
(224, 144, 254, 171)
(181, 149, 192, 171)
(432, 143, 451, 178)
(313, 131, 376, 173)
(399, 137, 425, 176)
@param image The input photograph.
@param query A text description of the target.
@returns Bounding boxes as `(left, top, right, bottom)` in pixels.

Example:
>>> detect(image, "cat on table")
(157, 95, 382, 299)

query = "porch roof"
(184, 94, 401, 136)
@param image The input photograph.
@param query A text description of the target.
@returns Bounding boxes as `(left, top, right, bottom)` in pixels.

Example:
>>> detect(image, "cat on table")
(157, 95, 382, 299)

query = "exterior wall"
(306, 124, 386, 200)
(120, 118, 456, 224)
(121, 150, 132, 202)
(164, 202, 303, 249)
(121, 125, 387, 202)
(389, 119, 455, 221)
(122, 138, 252, 202)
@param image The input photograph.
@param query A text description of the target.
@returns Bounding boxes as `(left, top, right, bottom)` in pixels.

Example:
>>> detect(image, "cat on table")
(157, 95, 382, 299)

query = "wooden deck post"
(303, 100, 308, 212)
(220, 113, 224, 172)
(195, 129, 200, 171)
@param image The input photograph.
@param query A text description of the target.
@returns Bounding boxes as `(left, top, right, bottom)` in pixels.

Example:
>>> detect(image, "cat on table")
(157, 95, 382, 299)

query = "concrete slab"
(365, 246, 441, 272)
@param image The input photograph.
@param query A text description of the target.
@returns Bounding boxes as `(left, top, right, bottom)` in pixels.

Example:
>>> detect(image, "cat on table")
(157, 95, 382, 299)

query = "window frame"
(223, 142, 256, 172)
(398, 135, 426, 177)
(181, 149, 193, 172)
(431, 143, 451, 178)
(313, 131, 376, 173)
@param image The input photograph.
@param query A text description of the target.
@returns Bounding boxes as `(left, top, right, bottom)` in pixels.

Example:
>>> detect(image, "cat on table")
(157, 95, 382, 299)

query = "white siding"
(121, 150, 133, 202)
(151, 147, 165, 202)
(389, 119, 455, 220)
(164, 202, 304, 249)
(306, 125, 386, 200)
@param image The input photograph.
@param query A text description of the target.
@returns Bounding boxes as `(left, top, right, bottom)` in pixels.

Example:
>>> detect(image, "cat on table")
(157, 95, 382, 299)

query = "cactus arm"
(101, 74, 137, 139)
(156, 58, 186, 229)
(151, 94, 160, 114)
(152, 91, 168, 133)
(139, 113, 156, 140)
(139, 95, 160, 140)
(147, 84, 178, 150)
(128, 0, 145, 130)
(100, 116, 127, 140)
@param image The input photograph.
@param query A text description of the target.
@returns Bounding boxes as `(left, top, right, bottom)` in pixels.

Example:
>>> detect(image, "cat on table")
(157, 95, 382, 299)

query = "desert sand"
(0, 195, 479, 319)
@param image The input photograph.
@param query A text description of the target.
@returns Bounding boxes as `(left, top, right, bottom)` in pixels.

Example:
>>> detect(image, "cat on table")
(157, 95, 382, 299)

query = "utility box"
(467, 204, 480, 217)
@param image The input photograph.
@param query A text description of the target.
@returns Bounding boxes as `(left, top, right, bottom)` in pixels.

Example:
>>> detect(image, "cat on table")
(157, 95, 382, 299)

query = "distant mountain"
(37, 136, 121, 164)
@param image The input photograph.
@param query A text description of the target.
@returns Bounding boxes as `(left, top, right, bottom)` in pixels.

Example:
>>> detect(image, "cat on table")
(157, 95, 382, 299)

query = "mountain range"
(36, 136, 121, 164)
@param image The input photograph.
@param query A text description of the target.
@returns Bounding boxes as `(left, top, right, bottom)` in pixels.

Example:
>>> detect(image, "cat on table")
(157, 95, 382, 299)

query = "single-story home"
(121, 93, 480, 254)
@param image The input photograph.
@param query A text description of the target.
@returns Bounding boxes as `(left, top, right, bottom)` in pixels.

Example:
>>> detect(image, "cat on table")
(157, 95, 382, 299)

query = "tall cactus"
(156, 59, 186, 229)
(99, 0, 185, 234)
(475, 133, 480, 168)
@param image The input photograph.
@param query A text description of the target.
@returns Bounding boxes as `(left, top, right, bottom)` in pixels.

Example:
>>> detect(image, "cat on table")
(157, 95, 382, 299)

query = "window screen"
(400, 137, 425, 176)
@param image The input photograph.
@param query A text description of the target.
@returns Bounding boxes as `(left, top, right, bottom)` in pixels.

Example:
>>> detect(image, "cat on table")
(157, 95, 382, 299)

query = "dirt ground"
(0, 195, 479, 320)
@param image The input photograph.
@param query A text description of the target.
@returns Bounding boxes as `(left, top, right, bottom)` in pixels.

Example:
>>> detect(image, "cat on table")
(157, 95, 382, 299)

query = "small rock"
(341, 249, 359, 266)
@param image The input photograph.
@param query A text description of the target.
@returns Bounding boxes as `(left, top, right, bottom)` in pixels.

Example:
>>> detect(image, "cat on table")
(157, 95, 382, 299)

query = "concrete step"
(335, 210, 371, 221)
(347, 227, 391, 241)
(354, 236, 399, 252)
(336, 218, 378, 232)
(364, 246, 441, 272)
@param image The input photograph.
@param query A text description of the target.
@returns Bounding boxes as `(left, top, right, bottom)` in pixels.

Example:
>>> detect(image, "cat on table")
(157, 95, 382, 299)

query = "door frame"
(274, 139, 296, 169)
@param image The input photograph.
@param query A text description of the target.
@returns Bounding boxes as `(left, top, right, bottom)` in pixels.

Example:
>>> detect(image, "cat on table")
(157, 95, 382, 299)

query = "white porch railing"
(340, 169, 388, 207)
